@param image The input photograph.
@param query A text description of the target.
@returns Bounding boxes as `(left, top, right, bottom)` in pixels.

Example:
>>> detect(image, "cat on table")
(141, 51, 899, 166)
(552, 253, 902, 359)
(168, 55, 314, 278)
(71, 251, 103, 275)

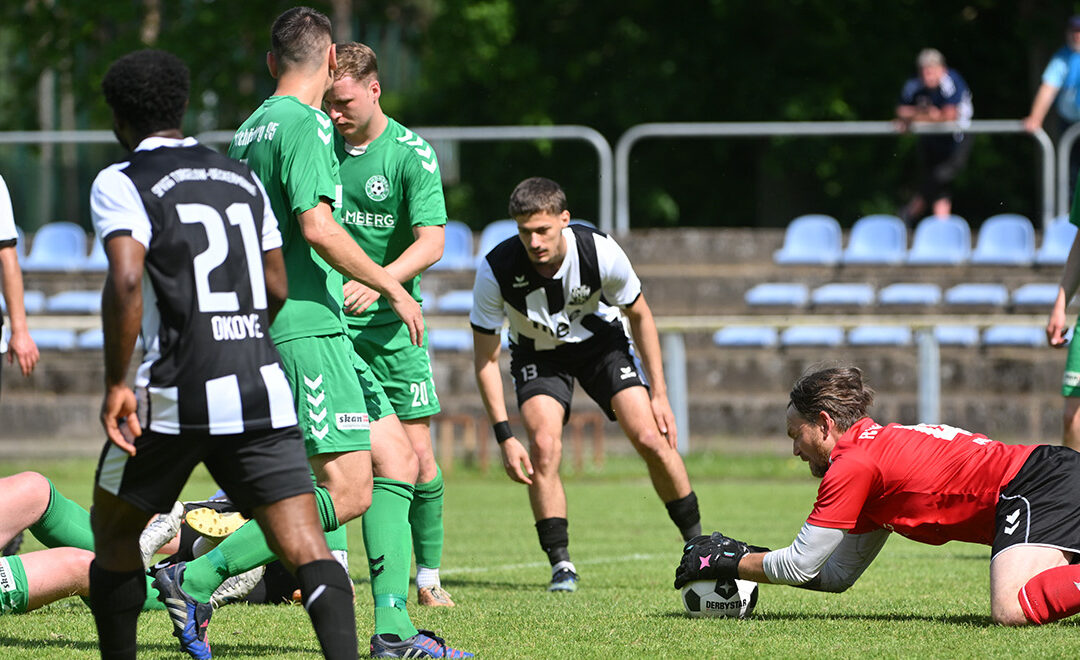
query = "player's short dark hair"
(271, 6, 332, 70)
(508, 177, 568, 218)
(788, 367, 875, 432)
(102, 49, 189, 137)
(334, 42, 378, 82)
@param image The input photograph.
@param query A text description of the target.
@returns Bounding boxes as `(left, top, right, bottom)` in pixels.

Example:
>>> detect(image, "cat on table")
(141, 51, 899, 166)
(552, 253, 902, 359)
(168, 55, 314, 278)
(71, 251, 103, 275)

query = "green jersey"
(336, 116, 446, 327)
(229, 95, 345, 343)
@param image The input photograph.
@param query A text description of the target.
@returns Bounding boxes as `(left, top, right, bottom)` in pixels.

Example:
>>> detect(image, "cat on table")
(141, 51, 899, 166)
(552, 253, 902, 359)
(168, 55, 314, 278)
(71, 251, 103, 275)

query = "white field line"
(440, 552, 667, 576)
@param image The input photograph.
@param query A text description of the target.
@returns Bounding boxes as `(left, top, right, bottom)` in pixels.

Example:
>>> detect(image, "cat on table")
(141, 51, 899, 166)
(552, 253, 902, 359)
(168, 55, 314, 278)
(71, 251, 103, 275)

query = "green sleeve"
(283, 112, 340, 217)
(404, 147, 447, 229)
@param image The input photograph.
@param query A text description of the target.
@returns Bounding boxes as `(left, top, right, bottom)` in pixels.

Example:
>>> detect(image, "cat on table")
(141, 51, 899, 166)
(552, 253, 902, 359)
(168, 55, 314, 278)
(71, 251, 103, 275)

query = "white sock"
(416, 566, 440, 590)
(552, 560, 576, 576)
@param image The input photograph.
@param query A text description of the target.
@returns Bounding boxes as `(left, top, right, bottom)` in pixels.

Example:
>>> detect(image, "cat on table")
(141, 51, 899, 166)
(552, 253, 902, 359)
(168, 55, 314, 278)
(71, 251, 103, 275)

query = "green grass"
(1, 454, 1079, 658)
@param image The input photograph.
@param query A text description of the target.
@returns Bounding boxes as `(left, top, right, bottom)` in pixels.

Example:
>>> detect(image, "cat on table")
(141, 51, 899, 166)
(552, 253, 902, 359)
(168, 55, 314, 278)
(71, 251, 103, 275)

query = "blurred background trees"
(0, 0, 1073, 230)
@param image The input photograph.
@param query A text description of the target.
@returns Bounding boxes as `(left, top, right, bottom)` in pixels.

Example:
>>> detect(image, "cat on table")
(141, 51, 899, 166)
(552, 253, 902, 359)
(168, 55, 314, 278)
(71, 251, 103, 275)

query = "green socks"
(409, 467, 445, 571)
(362, 478, 417, 640)
(28, 479, 95, 551)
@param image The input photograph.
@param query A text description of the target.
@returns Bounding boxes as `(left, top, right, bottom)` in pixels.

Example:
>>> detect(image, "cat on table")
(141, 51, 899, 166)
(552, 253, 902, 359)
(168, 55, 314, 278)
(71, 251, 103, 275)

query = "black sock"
(665, 491, 702, 541)
(89, 561, 146, 660)
(536, 517, 570, 565)
(296, 559, 357, 659)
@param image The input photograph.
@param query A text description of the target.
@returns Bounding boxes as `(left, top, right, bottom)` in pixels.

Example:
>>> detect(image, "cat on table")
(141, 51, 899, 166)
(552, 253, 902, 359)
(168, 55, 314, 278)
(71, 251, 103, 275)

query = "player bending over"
(675, 366, 1080, 626)
(472, 177, 701, 592)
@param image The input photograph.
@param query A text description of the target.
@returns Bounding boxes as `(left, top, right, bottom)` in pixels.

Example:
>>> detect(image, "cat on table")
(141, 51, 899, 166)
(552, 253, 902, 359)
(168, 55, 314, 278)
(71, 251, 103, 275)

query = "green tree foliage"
(0, 0, 1076, 228)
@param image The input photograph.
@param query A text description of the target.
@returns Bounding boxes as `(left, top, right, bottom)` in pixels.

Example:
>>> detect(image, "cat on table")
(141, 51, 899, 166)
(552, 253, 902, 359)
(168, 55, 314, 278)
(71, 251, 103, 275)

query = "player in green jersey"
(326, 41, 454, 608)
(152, 9, 469, 660)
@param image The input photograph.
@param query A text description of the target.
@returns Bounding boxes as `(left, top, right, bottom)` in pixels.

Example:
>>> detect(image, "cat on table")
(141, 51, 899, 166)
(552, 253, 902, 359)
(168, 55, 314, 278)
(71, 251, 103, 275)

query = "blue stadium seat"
(1035, 214, 1077, 266)
(943, 283, 1009, 307)
(0, 289, 45, 315)
(877, 282, 942, 306)
(810, 283, 875, 307)
(432, 289, 474, 314)
(841, 214, 907, 265)
(84, 236, 109, 272)
(1011, 283, 1060, 307)
(45, 290, 102, 314)
(14, 225, 26, 261)
(982, 325, 1045, 347)
(22, 222, 88, 272)
(773, 214, 842, 265)
(970, 214, 1036, 266)
(29, 328, 77, 351)
(429, 220, 474, 271)
(475, 219, 518, 266)
(779, 326, 845, 347)
(569, 218, 597, 229)
(906, 215, 971, 265)
(847, 325, 913, 346)
(712, 326, 779, 347)
(933, 324, 980, 347)
(427, 328, 473, 352)
(743, 282, 809, 307)
(77, 328, 104, 350)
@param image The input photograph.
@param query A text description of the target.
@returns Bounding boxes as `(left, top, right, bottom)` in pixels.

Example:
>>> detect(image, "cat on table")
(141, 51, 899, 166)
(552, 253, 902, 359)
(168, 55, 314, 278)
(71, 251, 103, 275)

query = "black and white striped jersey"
(470, 224, 641, 352)
(90, 136, 297, 435)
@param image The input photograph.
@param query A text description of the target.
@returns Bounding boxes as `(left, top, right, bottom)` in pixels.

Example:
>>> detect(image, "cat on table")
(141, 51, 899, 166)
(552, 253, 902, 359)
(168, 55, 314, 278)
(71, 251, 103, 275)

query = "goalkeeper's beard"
(810, 460, 829, 478)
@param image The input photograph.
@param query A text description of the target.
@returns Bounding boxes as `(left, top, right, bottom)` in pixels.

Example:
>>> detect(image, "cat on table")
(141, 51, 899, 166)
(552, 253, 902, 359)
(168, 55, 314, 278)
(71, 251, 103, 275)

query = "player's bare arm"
(472, 329, 533, 484)
(262, 247, 289, 324)
(0, 245, 38, 376)
(100, 235, 146, 455)
(343, 224, 444, 315)
(1048, 231, 1080, 346)
(624, 294, 676, 447)
(296, 200, 423, 344)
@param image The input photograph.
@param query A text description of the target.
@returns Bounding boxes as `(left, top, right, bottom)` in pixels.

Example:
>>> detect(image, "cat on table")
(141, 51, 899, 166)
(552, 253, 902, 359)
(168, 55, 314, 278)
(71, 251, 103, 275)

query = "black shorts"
(94, 424, 313, 516)
(509, 332, 647, 423)
(992, 445, 1080, 561)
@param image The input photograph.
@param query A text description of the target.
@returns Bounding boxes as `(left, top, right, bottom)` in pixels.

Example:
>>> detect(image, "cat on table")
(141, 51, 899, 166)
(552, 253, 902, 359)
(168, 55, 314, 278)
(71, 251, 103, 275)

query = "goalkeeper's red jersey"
(806, 418, 1038, 545)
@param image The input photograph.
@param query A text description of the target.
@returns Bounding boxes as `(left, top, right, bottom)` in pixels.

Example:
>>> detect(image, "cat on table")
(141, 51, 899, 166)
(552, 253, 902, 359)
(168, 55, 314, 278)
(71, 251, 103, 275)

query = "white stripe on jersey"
(206, 374, 244, 435)
(260, 363, 298, 428)
(98, 443, 130, 496)
(148, 386, 180, 435)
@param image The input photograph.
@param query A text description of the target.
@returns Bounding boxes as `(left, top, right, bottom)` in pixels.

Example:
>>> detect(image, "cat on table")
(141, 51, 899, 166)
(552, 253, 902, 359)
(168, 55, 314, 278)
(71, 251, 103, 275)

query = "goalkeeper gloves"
(673, 531, 769, 588)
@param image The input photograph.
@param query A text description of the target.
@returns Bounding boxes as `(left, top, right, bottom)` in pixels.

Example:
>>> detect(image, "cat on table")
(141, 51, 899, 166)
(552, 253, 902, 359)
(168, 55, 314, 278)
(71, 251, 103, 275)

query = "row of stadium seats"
(773, 213, 1075, 267)
(0, 289, 100, 315)
(11, 218, 592, 273)
(713, 324, 1056, 348)
(745, 281, 1060, 309)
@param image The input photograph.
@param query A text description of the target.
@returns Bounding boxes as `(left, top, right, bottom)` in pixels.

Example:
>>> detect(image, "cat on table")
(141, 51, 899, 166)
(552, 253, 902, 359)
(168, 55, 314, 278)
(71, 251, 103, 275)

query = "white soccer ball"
(680, 578, 759, 618)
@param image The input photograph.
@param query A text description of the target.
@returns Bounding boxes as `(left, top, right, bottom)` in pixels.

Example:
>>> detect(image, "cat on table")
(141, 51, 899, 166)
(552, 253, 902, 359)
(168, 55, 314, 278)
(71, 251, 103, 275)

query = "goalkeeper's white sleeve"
(763, 523, 889, 591)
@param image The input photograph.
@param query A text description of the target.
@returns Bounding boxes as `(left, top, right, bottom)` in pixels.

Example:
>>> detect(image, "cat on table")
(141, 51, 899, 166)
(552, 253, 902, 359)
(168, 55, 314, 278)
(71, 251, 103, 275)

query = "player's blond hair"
(334, 42, 378, 82)
(788, 367, 875, 432)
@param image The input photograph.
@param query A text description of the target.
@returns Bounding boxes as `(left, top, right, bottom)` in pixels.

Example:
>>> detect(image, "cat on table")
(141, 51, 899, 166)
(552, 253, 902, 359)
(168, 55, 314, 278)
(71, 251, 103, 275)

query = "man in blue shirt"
(895, 48, 974, 226)
(1025, 15, 1080, 190)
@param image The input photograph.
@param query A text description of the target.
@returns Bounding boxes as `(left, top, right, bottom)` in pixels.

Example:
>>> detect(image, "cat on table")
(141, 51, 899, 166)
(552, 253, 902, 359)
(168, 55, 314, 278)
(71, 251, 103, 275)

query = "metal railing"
(199, 125, 616, 234)
(614, 120, 1055, 235)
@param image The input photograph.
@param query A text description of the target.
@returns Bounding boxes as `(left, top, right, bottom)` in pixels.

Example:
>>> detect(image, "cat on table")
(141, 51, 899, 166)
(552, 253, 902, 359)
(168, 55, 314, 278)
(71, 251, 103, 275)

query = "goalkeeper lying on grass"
(676, 366, 1080, 626)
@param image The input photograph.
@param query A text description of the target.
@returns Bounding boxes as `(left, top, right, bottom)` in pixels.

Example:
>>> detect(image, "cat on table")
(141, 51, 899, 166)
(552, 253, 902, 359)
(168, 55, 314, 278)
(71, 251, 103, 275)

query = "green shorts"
(0, 556, 28, 615)
(348, 321, 441, 420)
(1064, 333, 1080, 397)
(277, 333, 371, 456)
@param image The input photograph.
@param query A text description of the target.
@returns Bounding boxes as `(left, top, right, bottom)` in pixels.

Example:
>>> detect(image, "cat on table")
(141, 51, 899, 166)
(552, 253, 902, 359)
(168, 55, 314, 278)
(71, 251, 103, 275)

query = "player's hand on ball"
(674, 531, 769, 588)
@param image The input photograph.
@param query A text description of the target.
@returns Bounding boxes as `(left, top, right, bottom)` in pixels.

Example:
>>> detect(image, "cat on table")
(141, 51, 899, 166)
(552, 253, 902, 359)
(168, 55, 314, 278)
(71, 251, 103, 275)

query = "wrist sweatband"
(493, 421, 513, 444)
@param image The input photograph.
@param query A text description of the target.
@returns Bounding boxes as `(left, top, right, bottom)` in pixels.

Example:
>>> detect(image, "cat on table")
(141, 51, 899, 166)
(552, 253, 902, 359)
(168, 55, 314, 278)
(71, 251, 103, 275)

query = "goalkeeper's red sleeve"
(1019, 564, 1080, 625)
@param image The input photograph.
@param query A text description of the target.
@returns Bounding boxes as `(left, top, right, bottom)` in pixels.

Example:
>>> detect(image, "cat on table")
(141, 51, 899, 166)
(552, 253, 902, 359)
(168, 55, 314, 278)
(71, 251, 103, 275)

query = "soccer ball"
(680, 578, 758, 618)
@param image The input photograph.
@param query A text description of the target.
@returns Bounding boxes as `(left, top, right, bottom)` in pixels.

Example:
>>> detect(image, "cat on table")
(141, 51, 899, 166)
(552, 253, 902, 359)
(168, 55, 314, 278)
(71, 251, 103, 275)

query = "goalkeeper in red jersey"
(676, 366, 1080, 626)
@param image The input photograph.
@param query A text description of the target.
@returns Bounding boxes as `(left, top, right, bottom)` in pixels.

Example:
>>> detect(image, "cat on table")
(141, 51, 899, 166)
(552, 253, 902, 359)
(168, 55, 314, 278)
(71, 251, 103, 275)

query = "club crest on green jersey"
(365, 175, 390, 201)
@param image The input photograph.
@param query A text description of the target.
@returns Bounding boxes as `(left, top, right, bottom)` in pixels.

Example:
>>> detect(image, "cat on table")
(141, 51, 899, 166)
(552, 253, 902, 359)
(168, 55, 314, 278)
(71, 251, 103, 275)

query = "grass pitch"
(0, 453, 1078, 658)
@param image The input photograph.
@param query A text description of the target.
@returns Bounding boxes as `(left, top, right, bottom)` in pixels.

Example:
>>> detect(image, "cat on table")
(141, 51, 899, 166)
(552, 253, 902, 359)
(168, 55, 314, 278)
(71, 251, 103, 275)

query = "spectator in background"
(0, 173, 40, 398)
(895, 48, 974, 226)
(1024, 15, 1080, 191)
